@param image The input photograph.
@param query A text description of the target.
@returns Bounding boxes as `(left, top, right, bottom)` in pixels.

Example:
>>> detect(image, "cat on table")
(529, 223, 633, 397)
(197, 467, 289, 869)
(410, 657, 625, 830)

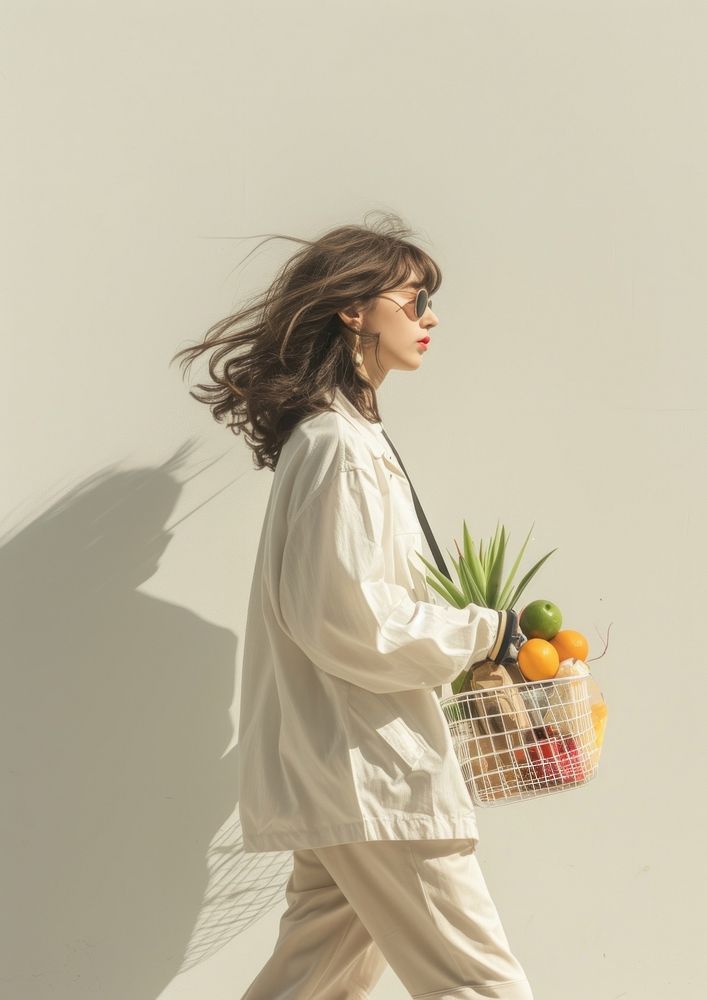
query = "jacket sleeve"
(278, 463, 511, 694)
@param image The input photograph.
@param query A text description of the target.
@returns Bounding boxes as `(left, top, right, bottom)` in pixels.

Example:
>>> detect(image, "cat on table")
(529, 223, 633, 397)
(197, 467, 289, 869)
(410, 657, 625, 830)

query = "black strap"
(381, 426, 515, 664)
(381, 428, 451, 581)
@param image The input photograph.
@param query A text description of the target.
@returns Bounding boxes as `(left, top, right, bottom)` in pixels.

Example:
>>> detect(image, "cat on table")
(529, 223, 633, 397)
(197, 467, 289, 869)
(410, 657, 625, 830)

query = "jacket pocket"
(375, 717, 428, 770)
(347, 687, 429, 771)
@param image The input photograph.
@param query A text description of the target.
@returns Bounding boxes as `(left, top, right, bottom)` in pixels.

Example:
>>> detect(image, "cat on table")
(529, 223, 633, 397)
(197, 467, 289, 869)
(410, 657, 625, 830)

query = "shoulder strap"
(381, 427, 515, 663)
(380, 428, 451, 581)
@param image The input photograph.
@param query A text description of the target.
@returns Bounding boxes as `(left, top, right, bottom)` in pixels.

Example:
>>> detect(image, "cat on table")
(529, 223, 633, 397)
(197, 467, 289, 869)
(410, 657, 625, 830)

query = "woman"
(172, 212, 534, 999)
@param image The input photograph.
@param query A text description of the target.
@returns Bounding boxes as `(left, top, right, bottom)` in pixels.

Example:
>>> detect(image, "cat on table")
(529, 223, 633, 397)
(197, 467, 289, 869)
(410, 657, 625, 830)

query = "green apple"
(519, 600, 563, 640)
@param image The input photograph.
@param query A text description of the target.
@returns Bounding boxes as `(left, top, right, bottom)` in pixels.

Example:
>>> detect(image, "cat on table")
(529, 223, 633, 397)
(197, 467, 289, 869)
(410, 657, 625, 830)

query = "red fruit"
(519, 732, 587, 785)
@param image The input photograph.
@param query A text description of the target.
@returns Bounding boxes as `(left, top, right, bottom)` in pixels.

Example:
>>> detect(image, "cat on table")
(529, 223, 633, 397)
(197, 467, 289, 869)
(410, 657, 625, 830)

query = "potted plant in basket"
(414, 519, 557, 695)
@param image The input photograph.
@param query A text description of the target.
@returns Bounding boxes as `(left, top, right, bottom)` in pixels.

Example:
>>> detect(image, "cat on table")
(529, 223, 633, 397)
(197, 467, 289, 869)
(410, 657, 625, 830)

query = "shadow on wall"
(0, 443, 292, 999)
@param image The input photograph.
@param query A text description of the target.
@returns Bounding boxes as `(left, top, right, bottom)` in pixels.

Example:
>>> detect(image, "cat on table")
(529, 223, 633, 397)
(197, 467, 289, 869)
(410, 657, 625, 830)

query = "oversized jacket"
(237, 387, 513, 853)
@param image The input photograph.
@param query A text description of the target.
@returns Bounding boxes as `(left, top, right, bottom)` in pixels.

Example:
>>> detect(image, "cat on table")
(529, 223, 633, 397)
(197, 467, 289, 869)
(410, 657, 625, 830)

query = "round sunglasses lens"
(416, 289, 428, 318)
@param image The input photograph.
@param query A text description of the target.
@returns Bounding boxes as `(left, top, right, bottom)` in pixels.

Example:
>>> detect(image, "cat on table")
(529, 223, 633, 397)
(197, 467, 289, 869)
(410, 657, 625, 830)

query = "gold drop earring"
(353, 326, 364, 367)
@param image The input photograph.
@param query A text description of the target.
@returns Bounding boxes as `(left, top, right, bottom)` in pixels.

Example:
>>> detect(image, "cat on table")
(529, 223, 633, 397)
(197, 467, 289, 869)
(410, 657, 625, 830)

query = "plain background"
(2, 1, 705, 998)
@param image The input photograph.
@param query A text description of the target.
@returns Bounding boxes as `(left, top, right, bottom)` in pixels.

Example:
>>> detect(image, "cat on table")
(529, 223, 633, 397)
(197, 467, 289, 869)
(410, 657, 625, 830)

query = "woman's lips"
(417, 336, 430, 344)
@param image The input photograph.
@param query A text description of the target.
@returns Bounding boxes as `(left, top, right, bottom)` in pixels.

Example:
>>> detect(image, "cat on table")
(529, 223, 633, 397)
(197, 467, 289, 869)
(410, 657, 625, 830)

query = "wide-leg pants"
(241, 838, 534, 1000)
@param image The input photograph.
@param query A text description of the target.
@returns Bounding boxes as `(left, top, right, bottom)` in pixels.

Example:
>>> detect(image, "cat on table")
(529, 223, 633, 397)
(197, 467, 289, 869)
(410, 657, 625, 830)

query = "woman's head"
(170, 210, 442, 471)
(337, 266, 439, 387)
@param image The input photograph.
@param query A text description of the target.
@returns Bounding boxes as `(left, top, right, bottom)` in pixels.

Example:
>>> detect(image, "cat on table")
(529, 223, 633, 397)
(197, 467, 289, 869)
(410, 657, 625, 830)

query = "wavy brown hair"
(169, 210, 442, 471)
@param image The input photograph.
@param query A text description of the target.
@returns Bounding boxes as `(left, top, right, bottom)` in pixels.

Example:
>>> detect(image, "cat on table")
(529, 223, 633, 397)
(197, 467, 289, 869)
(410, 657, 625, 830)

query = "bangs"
(379, 244, 442, 297)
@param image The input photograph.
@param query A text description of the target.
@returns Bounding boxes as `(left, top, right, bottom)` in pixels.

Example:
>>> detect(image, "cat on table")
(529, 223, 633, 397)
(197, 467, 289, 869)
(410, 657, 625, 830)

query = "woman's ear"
(336, 306, 362, 332)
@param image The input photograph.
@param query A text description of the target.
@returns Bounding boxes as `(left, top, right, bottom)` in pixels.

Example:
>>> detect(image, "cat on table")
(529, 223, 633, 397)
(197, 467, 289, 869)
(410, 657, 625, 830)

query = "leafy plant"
(415, 519, 557, 612)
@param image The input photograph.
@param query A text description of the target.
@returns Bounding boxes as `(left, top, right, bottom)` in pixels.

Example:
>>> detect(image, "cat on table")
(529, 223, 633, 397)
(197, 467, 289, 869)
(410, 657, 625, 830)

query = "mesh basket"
(439, 672, 606, 806)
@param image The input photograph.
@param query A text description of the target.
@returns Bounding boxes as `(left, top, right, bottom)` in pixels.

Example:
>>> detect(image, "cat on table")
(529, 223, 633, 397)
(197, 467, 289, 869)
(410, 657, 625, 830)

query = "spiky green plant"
(416, 520, 556, 611)
(415, 520, 557, 694)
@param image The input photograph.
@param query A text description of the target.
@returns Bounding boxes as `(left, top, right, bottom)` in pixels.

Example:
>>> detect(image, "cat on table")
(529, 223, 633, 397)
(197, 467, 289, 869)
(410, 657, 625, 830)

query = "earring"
(353, 327, 363, 367)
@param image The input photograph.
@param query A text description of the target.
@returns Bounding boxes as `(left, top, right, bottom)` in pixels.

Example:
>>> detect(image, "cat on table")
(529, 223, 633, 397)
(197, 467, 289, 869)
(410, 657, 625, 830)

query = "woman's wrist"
(489, 608, 522, 664)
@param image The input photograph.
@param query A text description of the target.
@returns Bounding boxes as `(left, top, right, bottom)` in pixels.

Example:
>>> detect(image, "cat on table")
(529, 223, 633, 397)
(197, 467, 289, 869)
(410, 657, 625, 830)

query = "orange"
(517, 638, 560, 681)
(549, 629, 589, 663)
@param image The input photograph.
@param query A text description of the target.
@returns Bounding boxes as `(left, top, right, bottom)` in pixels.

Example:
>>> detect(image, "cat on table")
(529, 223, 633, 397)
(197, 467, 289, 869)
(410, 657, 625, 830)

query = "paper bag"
(459, 661, 536, 800)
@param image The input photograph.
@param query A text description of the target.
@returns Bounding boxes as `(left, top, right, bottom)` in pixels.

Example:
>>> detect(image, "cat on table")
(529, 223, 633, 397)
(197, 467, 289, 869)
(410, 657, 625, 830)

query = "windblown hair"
(170, 210, 442, 471)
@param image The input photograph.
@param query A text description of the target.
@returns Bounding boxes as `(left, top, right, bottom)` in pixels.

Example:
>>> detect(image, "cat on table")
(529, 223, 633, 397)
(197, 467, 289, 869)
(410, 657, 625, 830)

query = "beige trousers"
(241, 838, 534, 1000)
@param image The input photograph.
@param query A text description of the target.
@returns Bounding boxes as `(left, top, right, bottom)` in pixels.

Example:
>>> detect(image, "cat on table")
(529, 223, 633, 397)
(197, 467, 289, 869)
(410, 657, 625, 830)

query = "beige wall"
(3, 2, 705, 998)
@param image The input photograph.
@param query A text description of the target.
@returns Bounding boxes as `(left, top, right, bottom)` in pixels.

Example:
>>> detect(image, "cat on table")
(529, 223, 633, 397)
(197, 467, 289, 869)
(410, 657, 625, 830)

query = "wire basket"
(439, 671, 606, 807)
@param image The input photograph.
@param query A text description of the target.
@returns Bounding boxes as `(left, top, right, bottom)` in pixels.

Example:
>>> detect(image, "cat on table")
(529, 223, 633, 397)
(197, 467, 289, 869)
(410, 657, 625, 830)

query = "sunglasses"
(377, 287, 433, 319)
(411, 287, 432, 319)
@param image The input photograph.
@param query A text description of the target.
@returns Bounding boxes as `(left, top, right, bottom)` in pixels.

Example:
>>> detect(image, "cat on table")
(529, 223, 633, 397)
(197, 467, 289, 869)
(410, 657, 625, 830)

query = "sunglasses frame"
(375, 287, 433, 320)
(412, 287, 431, 319)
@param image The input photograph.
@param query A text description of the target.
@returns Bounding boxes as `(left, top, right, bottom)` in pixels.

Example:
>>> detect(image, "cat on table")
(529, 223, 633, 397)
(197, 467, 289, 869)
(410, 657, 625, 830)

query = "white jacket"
(238, 387, 512, 853)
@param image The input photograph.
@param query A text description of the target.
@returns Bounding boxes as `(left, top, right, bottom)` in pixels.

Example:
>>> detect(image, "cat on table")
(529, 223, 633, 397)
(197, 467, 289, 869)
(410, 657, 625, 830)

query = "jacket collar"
(327, 387, 386, 457)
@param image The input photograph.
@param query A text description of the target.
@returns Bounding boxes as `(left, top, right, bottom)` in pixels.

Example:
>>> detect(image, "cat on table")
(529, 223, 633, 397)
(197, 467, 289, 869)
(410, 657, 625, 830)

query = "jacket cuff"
(488, 609, 513, 663)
